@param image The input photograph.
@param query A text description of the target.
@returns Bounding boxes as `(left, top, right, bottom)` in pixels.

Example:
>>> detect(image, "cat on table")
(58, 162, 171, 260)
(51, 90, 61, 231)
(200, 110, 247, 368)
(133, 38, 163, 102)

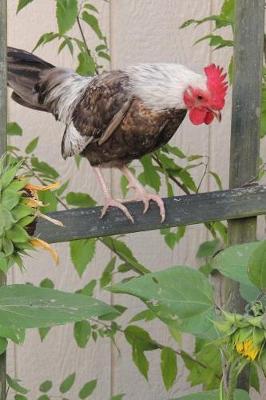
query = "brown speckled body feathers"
(71, 71, 187, 167)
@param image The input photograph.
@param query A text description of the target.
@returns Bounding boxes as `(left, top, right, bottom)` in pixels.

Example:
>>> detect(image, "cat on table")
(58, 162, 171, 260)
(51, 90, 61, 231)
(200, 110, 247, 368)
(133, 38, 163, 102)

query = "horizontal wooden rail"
(36, 184, 266, 243)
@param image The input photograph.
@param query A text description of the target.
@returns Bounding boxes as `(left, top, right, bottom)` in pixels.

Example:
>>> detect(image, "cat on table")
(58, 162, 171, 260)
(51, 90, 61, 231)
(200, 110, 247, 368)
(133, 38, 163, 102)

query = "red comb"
(204, 64, 228, 109)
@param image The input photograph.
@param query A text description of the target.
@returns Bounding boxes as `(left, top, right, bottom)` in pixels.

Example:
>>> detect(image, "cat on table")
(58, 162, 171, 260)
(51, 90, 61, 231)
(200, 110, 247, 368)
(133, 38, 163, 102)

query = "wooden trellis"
(0, 0, 265, 398)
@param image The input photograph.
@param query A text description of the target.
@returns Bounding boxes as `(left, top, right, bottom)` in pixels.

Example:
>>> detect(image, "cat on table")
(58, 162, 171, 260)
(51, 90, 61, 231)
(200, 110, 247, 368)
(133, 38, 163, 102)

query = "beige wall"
(6, 1, 262, 399)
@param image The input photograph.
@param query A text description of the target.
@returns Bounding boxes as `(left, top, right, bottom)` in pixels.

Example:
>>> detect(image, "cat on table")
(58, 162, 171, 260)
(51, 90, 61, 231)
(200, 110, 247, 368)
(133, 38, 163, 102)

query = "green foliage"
(74, 320, 91, 348)
(39, 381, 53, 393)
(70, 238, 96, 277)
(56, 0, 78, 35)
(59, 372, 76, 393)
(160, 347, 178, 390)
(172, 389, 250, 400)
(247, 241, 266, 291)
(110, 266, 216, 338)
(0, 284, 118, 329)
(78, 379, 97, 398)
(7, 122, 23, 136)
(16, 0, 34, 13)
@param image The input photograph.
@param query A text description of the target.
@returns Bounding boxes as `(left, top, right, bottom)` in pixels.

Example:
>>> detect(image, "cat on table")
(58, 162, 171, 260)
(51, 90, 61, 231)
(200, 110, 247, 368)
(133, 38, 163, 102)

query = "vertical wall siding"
(7, 1, 256, 399)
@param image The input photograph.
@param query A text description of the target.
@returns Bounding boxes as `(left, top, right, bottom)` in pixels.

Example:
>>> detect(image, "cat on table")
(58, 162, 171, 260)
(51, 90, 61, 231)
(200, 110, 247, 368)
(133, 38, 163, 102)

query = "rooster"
(7, 47, 227, 222)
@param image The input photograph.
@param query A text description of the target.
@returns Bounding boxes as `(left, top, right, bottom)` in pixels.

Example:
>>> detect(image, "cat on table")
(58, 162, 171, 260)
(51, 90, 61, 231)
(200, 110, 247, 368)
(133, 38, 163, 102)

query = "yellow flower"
(30, 238, 59, 265)
(235, 339, 260, 361)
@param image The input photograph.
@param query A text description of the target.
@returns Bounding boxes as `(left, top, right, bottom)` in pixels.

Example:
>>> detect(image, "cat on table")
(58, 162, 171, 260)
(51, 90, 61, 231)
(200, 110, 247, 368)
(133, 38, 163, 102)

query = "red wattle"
(189, 108, 206, 125)
(204, 112, 214, 125)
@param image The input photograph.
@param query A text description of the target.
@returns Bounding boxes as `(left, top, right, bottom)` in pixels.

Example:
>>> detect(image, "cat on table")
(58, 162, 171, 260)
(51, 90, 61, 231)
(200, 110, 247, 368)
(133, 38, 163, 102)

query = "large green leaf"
(0, 285, 118, 329)
(56, 0, 78, 35)
(172, 389, 250, 400)
(247, 241, 266, 291)
(213, 242, 260, 285)
(110, 266, 215, 337)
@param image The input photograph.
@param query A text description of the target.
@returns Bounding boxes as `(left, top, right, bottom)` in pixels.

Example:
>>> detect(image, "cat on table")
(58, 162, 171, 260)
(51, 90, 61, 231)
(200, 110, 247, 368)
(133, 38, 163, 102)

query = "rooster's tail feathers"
(7, 46, 55, 112)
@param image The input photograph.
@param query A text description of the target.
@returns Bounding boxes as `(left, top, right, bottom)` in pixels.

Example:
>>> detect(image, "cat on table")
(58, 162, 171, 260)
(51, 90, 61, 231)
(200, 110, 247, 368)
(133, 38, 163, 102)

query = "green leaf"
(0, 325, 25, 344)
(70, 238, 96, 277)
(74, 320, 91, 348)
(16, 0, 34, 13)
(130, 309, 156, 323)
(82, 11, 103, 39)
(37, 395, 50, 400)
(56, 0, 78, 35)
(6, 225, 29, 243)
(40, 278, 54, 289)
(0, 284, 119, 329)
(124, 326, 158, 351)
(1, 163, 22, 189)
(31, 157, 59, 179)
(247, 241, 266, 291)
(139, 155, 161, 192)
(83, 3, 98, 13)
(7, 122, 23, 136)
(14, 395, 28, 400)
(32, 32, 59, 52)
(2, 189, 20, 210)
(0, 207, 14, 234)
(78, 280, 97, 297)
(38, 190, 58, 213)
(38, 279, 54, 340)
(76, 51, 96, 76)
(209, 171, 223, 190)
(6, 375, 29, 394)
(196, 240, 220, 258)
(79, 379, 97, 399)
(213, 242, 260, 285)
(2, 238, 14, 257)
(25, 137, 39, 154)
(160, 347, 177, 390)
(6, 224, 30, 243)
(0, 337, 7, 355)
(250, 363, 260, 393)
(164, 144, 186, 159)
(102, 237, 150, 274)
(100, 257, 116, 288)
(132, 346, 149, 380)
(110, 266, 215, 338)
(60, 372, 76, 393)
(66, 192, 96, 208)
(39, 381, 52, 393)
(111, 395, 125, 400)
(171, 389, 250, 400)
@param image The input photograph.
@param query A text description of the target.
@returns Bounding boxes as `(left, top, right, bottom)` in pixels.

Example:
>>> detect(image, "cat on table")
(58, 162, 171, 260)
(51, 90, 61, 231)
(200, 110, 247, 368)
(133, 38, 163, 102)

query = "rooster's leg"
(120, 166, 165, 222)
(94, 167, 134, 223)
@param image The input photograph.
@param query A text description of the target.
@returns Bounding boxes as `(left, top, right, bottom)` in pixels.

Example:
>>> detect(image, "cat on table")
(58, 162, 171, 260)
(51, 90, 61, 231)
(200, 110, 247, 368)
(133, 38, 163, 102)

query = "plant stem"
(226, 363, 238, 400)
(76, 16, 99, 75)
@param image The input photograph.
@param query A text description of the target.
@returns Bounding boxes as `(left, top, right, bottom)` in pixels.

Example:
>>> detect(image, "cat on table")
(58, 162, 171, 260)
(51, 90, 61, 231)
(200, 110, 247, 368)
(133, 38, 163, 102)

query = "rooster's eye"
(197, 95, 203, 100)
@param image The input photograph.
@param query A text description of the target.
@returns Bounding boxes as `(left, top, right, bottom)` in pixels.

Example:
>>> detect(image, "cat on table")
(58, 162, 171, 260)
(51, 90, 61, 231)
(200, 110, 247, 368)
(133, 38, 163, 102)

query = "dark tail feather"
(7, 47, 55, 112)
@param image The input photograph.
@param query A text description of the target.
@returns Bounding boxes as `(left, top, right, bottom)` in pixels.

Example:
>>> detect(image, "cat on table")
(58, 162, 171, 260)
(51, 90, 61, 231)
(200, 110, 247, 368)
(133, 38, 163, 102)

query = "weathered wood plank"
(226, 0, 265, 391)
(0, 0, 7, 398)
(36, 185, 266, 243)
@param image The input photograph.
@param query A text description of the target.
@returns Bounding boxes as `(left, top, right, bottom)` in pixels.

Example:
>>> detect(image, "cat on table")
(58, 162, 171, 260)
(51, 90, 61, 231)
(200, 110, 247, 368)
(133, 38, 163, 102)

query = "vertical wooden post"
(0, 0, 7, 399)
(226, 0, 264, 391)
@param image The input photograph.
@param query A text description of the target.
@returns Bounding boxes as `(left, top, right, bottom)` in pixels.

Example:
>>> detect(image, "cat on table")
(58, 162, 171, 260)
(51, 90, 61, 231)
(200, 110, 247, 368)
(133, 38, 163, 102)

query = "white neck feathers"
(126, 63, 207, 111)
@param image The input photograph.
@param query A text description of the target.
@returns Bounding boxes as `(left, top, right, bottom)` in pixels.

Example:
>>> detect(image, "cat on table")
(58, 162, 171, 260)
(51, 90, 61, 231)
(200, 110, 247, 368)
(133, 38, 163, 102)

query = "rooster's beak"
(212, 110, 222, 122)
